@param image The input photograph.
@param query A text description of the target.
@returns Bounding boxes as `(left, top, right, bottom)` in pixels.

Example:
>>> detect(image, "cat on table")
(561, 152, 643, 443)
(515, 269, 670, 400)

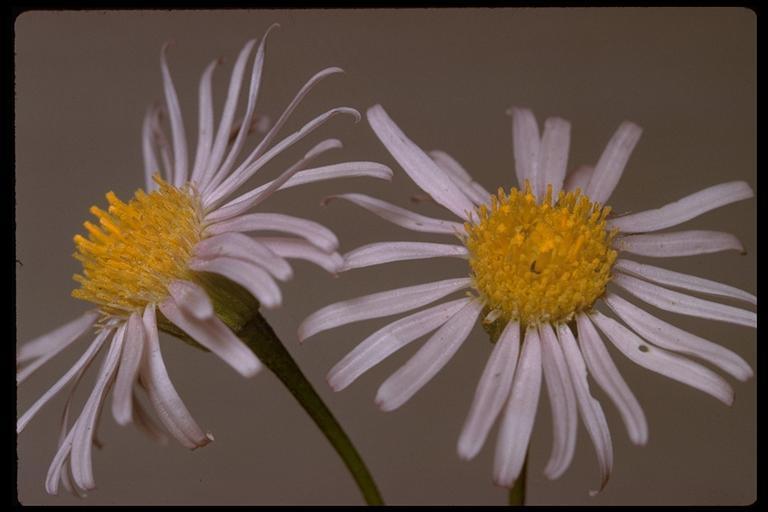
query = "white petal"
(159, 299, 262, 378)
(590, 311, 734, 405)
(322, 193, 465, 234)
(612, 273, 756, 328)
(614, 258, 756, 305)
(17, 310, 99, 383)
(112, 317, 145, 426)
(539, 323, 578, 480)
(167, 280, 215, 319)
(562, 165, 593, 194)
(195, 232, 293, 281)
(131, 386, 169, 445)
(149, 105, 174, 183)
(557, 322, 613, 496)
(375, 300, 482, 411)
(17, 329, 111, 434)
(188, 256, 282, 309)
(341, 241, 468, 271)
(457, 320, 520, 461)
(160, 43, 189, 187)
(206, 212, 338, 253)
(142, 107, 162, 191)
(617, 230, 744, 257)
(585, 121, 642, 205)
(429, 150, 491, 205)
(609, 181, 754, 233)
(367, 104, 475, 219)
(208, 161, 392, 222)
(298, 277, 472, 342)
(328, 298, 471, 391)
(189, 58, 221, 185)
(576, 313, 648, 445)
(537, 117, 570, 201)
(139, 305, 212, 449)
(256, 237, 344, 274)
(509, 107, 540, 191)
(604, 293, 752, 381)
(493, 327, 542, 488)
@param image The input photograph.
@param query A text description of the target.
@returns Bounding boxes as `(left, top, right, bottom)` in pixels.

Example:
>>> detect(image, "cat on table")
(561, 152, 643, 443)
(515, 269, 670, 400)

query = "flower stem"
(508, 451, 528, 506)
(237, 313, 384, 505)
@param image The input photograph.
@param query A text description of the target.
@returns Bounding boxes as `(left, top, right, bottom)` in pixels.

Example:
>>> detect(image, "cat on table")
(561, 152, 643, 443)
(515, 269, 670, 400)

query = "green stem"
(508, 451, 528, 506)
(238, 313, 384, 506)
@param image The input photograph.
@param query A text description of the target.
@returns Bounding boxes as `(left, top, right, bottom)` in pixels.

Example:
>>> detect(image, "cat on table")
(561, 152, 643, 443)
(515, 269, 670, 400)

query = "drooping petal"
(576, 313, 648, 445)
(329, 298, 471, 391)
(131, 386, 169, 445)
(590, 311, 734, 405)
(160, 43, 189, 187)
(188, 256, 282, 309)
(536, 117, 571, 201)
(255, 237, 343, 274)
(429, 150, 491, 205)
(612, 273, 756, 328)
(509, 107, 540, 190)
(298, 277, 472, 342)
(322, 193, 464, 235)
(493, 327, 542, 488)
(457, 320, 520, 461)
(608, 181, 754, 234)
(375, 300, 482, 411)
(367, 104, 476, 220)
(194, 232, 293, 281)
(613, 258, 756, 305)
(112, 316, 145, 426)
(617, 230, 744, 257)
(557, 322, 613, 496)
(341, 241, 468, 271)
(539, 323, 578, 480)
(585, 121, 642, 205)
(206, 212, 339, 253)
(159, 299, 262, 378)
(604, 293, 752, 381)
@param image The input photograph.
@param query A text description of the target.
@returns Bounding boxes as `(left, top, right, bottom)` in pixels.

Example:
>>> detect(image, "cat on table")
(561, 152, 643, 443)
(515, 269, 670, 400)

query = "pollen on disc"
(464, 183, 617, 327)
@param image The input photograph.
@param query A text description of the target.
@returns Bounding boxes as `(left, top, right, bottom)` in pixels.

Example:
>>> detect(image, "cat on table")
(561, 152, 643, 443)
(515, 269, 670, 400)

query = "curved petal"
(189, 58, 220, 185)
(160, 43, 189, 187)
(111, 315, 145, 426)
(142, 107, 162, 191)
(167, 280, 215, 319)
(255, 237, 343, 274)
(342, 241, 467, 271)
(195, 233, 293, 281)
(585, 121, 642, 205)
(206, 212, 338, 253)
(616, 230, 744, 257)
(429, 150, 491, 205)
(188, 256, 282, 309)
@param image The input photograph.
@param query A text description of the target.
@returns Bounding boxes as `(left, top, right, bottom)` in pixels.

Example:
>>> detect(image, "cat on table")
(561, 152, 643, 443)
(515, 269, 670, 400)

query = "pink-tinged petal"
(159, 299, 262, 378)
(367, 104, 476, 220)
(509, 107, 540, 191)
(375, 300, 482, 411)
(585, 121, 642, 205)
(188, 256, 282, 309)
(206, 212, 339, 253)
(322, 193, 464, 235)
(142, 107, 162, 191)
(537, 117, 571, 201)
(609, 181, 754, 234)
(189, 58, 221, 184)
(493, 327, 542, 488)
(612, 273, 756, 328)
(614, 258, 756, 305)
(604, 293, 752, 381)
(557, 322, 613, 495)
(458, 320, 520, 461)
(132, 386, 169, 445)
(160, 43, 189, 187)
(617, 230, 744, 257)
(429, 150, 491, 205)
(195, 233, 293, 281)
(576, 313, 648, 445)
(112, 316, 145, 426)
(341, 241, 468, 271)
(148, 105, 174, 183)
(298, 277, 472, 342)
(167, 280, 215, 319)
(539, 323, 578, 479)
(17, 329, 111, 434)
(329, 298, 471, 392)
(256, 237, 344, 274)
(563, 165, 593, 194)
(17, 310, 99, 382)
(590, 311, 734, 405)
(139, 305, 212, 449)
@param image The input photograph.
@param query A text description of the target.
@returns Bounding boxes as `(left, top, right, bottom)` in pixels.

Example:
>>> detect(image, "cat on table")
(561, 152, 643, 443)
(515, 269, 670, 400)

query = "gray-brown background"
(15, 8, 756, 505)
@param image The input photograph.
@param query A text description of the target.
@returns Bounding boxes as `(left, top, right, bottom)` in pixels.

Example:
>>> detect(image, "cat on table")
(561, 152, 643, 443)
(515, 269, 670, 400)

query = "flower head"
(299, 104, 755, 493)
(16, 30, 391, 496)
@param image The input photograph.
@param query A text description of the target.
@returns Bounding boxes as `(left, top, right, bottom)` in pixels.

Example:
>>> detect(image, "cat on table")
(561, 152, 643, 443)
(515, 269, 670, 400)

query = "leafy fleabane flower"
(299, 104, 755, 494)
(16, 30, 392, 496)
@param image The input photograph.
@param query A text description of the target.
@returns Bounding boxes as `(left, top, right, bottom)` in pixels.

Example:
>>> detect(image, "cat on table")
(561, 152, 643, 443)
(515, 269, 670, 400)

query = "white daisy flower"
(16, 30, 391, 496)
(299, 104, 755, 494)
